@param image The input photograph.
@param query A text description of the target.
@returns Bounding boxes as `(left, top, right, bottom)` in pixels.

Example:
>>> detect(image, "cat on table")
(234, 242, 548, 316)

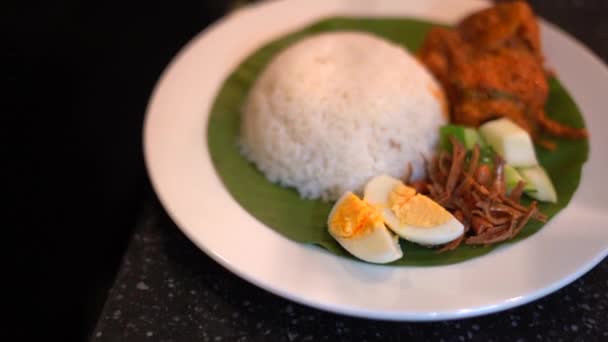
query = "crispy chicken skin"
(419, 1, 587, 148)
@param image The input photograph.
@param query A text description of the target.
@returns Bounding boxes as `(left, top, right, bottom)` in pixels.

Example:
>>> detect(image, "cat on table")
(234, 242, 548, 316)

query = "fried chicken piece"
(419, 1, 588, 147)
(459, 1, 542, 60)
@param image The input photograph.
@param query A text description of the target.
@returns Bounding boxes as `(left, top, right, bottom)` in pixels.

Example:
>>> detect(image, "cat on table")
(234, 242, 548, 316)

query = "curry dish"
(419, 1, 588, 149)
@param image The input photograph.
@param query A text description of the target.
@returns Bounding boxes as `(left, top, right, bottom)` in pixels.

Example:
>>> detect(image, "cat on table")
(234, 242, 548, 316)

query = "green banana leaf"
(207, 17, 589, 266)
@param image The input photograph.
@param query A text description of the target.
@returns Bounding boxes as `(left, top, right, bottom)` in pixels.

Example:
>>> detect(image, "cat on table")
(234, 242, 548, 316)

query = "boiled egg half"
(328, 192, 403, 263)
(364, 175, 464, 246)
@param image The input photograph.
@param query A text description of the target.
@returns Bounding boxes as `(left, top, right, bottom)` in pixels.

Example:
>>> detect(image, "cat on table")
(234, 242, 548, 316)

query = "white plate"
(144, 0, 608, 321)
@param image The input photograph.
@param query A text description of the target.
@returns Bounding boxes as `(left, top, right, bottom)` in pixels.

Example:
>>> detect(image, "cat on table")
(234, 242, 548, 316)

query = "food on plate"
(327, 192, 403, 263)
(409, 133, 547, 252)
(440, 124, 486, 151)
(239, 31, 446, 201)
(364, 175, 464, 246)
(210, 2, 587, 264)
(475, 116, 556, 201)
(504, 164, 535, 194)
(518, 166, 558, 203)
(479, 117, 538, 167)
(328, 117, 557, 260)
(328, 173, 464, 263)
(418, 0, 588, 149)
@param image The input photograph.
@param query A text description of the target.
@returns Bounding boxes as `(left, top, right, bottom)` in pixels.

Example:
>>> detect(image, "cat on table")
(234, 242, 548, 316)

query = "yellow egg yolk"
(329, 193, 383, 238)
(389, 184, 451, 227)
(388, 183, 416, 208)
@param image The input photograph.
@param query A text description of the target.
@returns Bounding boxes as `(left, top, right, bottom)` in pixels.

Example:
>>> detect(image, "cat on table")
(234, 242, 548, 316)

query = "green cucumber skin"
(440, 125, 486, 151)
(505, 164, 536, 193)
(518, 166, 558, 203)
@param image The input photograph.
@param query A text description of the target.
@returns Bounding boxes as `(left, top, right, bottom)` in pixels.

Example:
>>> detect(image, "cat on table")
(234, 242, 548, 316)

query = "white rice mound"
(239, 31, 447, 201)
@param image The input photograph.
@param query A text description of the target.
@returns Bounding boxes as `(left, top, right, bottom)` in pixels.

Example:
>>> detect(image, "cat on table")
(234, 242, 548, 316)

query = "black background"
(8, 1, 231, 340)
(7, 0, 608, 341)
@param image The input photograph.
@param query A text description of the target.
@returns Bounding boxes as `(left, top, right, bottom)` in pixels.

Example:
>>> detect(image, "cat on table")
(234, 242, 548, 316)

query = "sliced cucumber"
(479, 118, 538, 167)
(504, 164, 536, 193)
(518, 165, 558, 203)
(440, 124, 486, 151)
(478, 146, 495, 166)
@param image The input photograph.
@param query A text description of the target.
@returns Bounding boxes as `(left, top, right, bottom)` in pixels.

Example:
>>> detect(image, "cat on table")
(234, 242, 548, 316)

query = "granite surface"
(92, 198, 607, 341)
(92, 1, 608, 340)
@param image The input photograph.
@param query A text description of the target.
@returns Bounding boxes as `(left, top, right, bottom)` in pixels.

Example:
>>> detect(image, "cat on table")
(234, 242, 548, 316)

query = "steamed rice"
(239, 31, 447, 201)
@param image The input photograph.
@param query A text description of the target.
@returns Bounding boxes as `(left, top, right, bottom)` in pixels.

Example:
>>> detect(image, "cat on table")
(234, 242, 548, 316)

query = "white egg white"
(328, 192, 403, 264)
(364, 175, 464, 246)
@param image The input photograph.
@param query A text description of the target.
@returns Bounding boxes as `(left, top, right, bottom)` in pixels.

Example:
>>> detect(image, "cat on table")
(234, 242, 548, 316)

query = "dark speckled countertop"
(93, 199, 607, 341)
(92, 1, 608, 341)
